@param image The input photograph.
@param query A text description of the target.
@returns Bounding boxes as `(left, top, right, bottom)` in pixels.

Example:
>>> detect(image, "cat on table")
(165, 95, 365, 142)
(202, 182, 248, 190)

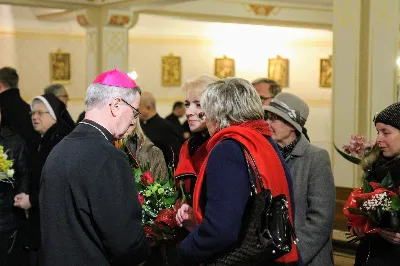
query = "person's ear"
(109, 98, 121, 117)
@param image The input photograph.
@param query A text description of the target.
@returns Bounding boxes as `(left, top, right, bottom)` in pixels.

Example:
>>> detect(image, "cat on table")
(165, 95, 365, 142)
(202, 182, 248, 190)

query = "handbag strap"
(224, 138, 265, 195)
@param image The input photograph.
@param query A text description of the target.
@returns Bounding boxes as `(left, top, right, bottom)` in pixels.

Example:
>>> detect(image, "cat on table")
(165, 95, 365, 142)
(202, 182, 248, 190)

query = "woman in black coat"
(0, 107, 30, 266)
(14, 93, 74, 265)
(352, 102, 400, 266)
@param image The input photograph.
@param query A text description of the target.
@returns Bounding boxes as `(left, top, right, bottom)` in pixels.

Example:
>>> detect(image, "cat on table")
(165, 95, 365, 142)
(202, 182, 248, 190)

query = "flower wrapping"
(343, 175, 400, 233)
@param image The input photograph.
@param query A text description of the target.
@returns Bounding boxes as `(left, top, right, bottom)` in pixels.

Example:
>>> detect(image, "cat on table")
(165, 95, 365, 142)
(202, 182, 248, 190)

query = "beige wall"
(129, 37, 333, 155)
(0, 30, 87, 120)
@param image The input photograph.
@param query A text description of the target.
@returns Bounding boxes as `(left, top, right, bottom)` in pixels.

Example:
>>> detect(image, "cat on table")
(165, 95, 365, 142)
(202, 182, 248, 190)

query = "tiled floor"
(334, 252, 355, 266)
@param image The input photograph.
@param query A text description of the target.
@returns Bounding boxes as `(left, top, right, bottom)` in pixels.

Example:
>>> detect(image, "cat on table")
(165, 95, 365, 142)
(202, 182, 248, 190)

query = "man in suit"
(165, 101, 185, 142)
(139, 92, 182, 168)
(0, 67, 39, 155)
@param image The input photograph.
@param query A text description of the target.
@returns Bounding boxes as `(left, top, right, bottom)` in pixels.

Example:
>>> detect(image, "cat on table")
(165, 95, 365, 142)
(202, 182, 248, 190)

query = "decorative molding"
(0, 29, 85, 40)
(129, 35, 333, 47)
(106, 9, 138, 29)
(216, 0, 332, 11)
(138, 9, 332, 30)
(76, 14, 90, 27)
(86, 30, 97, 53)
(248, 4, 275, 16)
(108, 14, 131, 26)
(0, 29, 333, 48)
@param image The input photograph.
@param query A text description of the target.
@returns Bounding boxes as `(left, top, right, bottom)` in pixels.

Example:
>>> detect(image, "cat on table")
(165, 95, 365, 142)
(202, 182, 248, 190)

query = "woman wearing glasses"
(264, 92, 335, 266)
(14, 93, 74, 265)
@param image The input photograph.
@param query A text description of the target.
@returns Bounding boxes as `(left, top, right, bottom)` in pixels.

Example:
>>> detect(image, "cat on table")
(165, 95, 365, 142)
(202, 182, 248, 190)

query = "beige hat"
(263, 92, 309, 133)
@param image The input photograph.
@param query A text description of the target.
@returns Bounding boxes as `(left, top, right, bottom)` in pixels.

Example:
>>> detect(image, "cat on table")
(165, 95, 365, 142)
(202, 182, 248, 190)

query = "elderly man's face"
(253, 83, 274, 106)
(113, 95, 141, 139)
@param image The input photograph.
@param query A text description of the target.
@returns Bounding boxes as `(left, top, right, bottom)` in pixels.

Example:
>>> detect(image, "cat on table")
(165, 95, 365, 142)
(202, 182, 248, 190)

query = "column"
(76, 8, 138, 85)
(332, 0, 399, 188)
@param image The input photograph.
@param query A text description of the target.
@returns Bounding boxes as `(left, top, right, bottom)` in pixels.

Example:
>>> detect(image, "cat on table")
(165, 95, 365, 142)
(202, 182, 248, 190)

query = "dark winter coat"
(0, 127, 30, 233)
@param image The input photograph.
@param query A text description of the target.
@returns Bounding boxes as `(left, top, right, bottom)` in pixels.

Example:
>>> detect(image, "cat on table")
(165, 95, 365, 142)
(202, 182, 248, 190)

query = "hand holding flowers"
(176, 203, 195, 232)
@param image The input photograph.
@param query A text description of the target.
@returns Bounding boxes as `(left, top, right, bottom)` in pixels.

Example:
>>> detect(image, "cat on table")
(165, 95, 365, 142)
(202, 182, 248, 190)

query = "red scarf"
(174, 139, 208, 194)
(192, 119, 298, 263)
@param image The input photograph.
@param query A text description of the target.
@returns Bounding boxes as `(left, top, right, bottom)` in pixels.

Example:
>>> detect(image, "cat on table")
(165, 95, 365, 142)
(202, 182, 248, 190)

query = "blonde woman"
(174, 74, 220, 197)
(123, 118, 167, 182)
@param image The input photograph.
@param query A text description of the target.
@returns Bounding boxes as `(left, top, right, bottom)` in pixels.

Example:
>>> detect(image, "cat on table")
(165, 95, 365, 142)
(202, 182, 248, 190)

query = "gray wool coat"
(284, 135, 336, 266)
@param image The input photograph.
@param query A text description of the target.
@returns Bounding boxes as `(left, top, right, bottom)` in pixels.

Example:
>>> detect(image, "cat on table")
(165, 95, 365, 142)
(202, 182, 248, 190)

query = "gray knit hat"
(263, 92, 309, 133)
(374, 102, 400, 130)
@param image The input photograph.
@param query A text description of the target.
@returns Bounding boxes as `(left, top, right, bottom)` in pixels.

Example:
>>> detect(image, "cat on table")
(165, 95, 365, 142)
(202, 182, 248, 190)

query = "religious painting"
(50, 49, 71, 84)
(268, 55, 289, 87)
(214, 55, 235, 79)
(320, 56, 332, 88)
(162, 53, 181, 86)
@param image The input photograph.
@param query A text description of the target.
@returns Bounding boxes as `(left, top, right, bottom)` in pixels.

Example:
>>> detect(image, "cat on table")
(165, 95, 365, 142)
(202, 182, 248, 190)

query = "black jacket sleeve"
(14, 141, 30, 194)
(88, 153, 149, 266)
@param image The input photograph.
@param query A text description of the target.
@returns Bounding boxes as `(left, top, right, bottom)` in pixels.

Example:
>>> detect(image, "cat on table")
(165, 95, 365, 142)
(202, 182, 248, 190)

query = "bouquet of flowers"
(344, 172, 400, 237)
(334, 134, 375, 165)
(115, 139, 187, 246)
(0, 145, 15, 185)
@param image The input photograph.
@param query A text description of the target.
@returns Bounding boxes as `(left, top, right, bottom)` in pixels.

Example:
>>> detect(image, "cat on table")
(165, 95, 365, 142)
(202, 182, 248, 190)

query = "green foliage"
(391, 196, 400, 211)
(380, 172, 394, 190)
(362, 179, 373, 193)
(333, 144, 361, 165)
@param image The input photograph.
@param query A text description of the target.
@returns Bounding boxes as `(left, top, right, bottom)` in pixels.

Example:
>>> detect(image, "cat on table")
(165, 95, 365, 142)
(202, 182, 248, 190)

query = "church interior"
(1, 0, 400, 265)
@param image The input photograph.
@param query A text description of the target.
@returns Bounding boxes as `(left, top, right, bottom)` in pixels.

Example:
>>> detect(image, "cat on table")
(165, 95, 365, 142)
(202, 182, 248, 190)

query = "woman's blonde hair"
(182, 74, 220, 96)
(129, 118, 147, 144)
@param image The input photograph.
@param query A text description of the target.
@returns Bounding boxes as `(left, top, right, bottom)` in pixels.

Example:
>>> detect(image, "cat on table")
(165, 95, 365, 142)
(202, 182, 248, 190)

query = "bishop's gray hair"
(200, 78, 264, 130)
(85, 83, 138, 111)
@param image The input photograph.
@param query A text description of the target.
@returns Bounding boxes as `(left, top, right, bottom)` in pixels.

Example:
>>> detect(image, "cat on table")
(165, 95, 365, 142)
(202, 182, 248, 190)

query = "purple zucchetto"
(92, 69, 138, 89)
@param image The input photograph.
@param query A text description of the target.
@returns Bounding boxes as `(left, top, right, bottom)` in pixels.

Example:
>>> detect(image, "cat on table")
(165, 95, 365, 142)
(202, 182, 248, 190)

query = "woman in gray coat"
(264, 92, 335, 266)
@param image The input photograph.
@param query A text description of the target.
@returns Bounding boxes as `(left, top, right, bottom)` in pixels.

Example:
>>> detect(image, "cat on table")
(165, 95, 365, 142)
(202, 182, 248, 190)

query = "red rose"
(137, 194, 145, 205)
(141, 171, 154, 186)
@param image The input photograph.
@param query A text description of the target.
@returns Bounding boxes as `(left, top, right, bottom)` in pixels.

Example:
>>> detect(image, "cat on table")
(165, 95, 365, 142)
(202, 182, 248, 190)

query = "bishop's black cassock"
(40, 119, 149, 265)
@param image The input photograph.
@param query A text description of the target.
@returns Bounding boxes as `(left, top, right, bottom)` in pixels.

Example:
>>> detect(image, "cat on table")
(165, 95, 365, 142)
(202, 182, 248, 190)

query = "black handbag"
(210, 139, 298, 266)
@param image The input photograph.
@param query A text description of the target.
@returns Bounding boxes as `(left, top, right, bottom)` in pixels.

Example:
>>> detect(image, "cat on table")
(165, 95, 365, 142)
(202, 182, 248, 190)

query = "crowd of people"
(0, 65, 399, 266)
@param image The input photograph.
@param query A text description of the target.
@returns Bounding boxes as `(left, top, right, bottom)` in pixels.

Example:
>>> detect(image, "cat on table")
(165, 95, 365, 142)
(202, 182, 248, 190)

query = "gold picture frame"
(214, 55, 235, 79)
(162, 53, 181, 86)
(319, 55, 332, 88)
(268, 55, 289, 87)
(50, 49, 71, 84)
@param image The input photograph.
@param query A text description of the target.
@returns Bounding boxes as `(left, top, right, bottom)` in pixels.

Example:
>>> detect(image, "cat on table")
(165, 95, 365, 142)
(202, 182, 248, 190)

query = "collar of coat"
(287, 134, 309, 158)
